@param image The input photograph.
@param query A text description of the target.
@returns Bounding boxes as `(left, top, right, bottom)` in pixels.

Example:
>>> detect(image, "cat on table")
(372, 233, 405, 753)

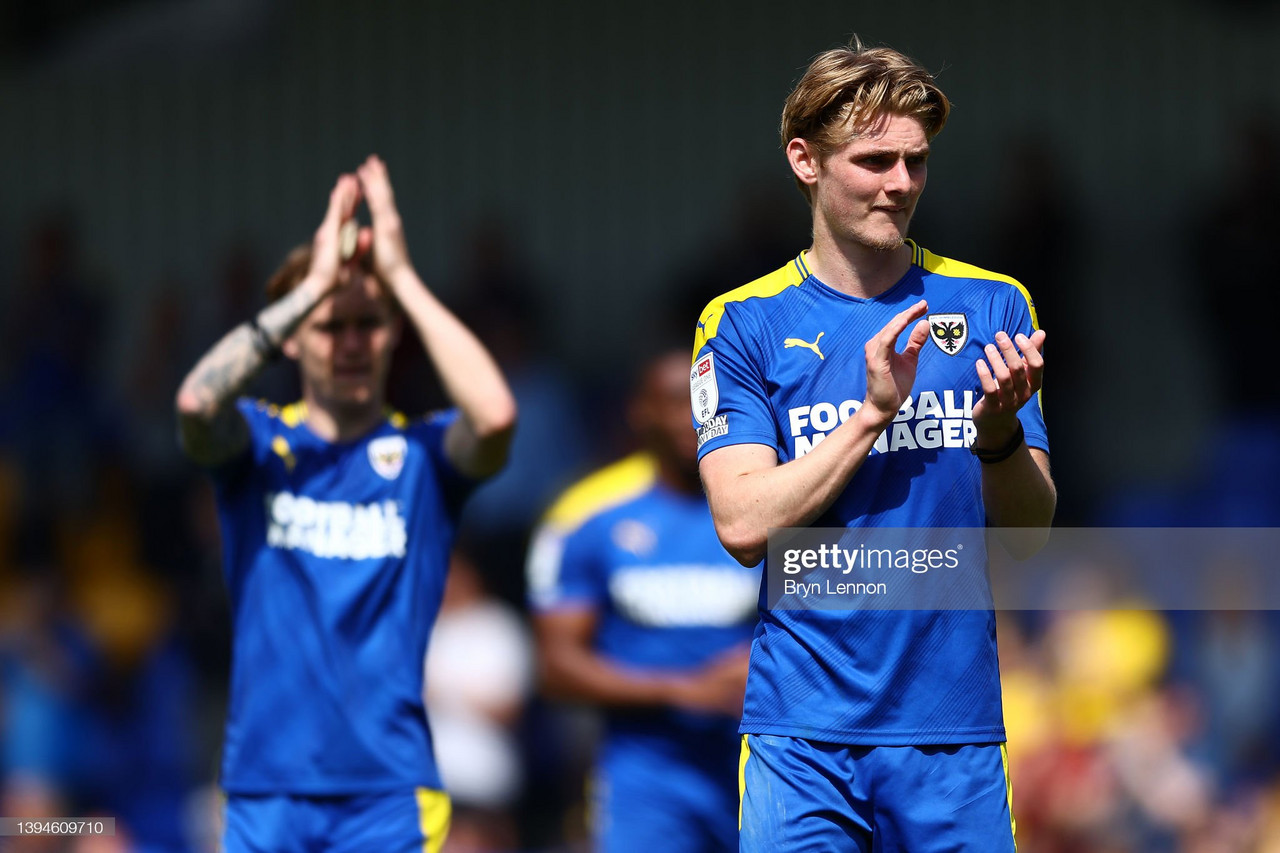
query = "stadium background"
(1, 0, 1278, 850)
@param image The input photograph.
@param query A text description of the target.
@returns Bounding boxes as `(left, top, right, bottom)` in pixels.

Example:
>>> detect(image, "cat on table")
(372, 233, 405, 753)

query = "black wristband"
(247, 317, 281, 362)
(970, 420, 1025, 464)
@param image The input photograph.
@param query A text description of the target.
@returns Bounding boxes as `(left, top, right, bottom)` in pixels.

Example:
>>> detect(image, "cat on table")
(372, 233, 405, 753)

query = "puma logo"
(784, 332, 825, 360)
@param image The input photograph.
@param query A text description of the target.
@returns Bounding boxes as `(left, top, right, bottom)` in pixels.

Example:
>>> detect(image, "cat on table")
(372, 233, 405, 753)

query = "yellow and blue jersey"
(527, 456, 760, 852)
(527, 453, 760, 755)
(212, 399, 472, 794)
(692, 242, 1049, 745)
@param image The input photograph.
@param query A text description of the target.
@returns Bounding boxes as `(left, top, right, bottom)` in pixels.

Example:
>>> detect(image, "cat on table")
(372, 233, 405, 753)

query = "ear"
(282, 335, 301, 361)
(786, 138, 821, 189)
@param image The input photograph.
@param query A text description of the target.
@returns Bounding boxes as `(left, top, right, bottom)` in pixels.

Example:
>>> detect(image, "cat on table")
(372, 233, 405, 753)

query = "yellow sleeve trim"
(914, 242, 1045, 417)
(276, 401, 308, 428)
(415, 787, 452, 853)
(913, 243, 1040, 330)
(541, 453, 658, 533)
(692, 255, 809, 360)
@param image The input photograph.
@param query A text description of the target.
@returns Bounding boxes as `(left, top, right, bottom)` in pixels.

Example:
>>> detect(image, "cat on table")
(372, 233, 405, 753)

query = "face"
(792, 112, 930, 252)
(284, 272, 401, 416)
(631, 351, 699, 474)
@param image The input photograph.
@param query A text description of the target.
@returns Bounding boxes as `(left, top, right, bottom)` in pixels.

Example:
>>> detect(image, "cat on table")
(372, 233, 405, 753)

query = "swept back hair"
(780, 36, 950, 203)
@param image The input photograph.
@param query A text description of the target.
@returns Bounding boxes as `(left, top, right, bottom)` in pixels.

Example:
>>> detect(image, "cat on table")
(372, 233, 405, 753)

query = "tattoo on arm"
(256, 280, 325, 345)
(176, 323, 265, 465)
(176, 278, 328, 465)
(181, 324, 266, 415)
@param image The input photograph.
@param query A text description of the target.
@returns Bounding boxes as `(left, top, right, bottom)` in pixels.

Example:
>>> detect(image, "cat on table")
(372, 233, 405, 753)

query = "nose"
(884, 158, 913, 195)
(336, 324, 367, 353)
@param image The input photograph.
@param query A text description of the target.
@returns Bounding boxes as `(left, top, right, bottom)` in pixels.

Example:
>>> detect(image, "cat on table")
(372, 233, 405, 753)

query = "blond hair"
(781, 37, 950, 203)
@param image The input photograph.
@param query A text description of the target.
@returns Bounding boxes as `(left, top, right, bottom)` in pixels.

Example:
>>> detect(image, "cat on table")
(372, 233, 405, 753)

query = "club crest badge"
(368, 435, 407, 480)
(612, 519, 657, 558)
(690, 353, 719, 425)
(928, 313, 968, 355)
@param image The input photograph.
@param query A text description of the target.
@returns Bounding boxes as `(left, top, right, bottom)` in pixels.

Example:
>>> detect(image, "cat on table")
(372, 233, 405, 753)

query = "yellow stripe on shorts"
(738, 734, 751, 829)
(1001, 743, 1018, 850)
(415, 787, 451, 853)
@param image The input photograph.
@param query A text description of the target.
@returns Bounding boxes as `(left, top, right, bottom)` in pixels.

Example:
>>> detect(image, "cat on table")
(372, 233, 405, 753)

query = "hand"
(971, 329, 1046, 446)
(666, 647, 750, 716)
(306, 173, 363, 291)
(356, 154, 414, 286)
(862, 300, 931, 426)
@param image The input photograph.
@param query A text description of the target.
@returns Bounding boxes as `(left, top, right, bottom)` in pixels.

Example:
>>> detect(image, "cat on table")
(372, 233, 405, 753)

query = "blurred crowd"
(1, 117, 1279, 852)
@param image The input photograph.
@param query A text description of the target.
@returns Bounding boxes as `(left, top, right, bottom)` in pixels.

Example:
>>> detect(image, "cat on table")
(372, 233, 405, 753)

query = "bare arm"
(175, 175, 360, 467)
(700, 301, 932, 566)
(357, 155, 516, 478)
(533, 609, 748, 716)
(971, 330, 1057, 556)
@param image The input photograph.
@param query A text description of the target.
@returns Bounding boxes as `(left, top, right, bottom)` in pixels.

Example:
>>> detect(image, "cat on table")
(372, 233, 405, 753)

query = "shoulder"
(394, 407, 457, 446)
(911, 242, 1037, 318)
(540, 453, 658, 537)
(234, 398, 301, 443)
(694, 254, 810, 354)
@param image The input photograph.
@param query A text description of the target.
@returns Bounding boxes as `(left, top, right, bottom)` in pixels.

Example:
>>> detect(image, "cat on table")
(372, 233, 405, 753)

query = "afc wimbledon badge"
(690, 353, 719, 425)
(368, 435, 408, 480)
(928, 313, 968, 355)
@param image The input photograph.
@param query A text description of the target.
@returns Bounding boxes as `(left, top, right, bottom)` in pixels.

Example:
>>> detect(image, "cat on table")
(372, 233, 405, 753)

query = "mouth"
(333, 365, 373, 380)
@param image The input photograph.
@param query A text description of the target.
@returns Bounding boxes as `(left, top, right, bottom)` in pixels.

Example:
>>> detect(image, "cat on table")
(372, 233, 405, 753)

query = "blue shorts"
(739, 735, 1015, 853)
(223, 787, 451, 853)
(592, 748, 738, 853)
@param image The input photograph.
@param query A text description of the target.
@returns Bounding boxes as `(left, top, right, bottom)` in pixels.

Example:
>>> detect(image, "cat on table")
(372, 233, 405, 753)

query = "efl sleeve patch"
(690, 353, 720, 425)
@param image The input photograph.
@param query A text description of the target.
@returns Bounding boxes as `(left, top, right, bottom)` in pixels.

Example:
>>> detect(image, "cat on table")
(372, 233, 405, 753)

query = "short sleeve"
(999, 286, 1050, 454)
(692, 307, 779, 462)
(417, 408, 477, 513)
(525, 519, 609, 613)
(210, 398, 272, 493)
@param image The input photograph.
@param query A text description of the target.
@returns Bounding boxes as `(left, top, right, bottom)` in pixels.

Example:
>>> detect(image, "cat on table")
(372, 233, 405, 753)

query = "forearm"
(982, 446, 1056, 557)
(704, 407, 889, 565)
(539, 646, 683, 710)
(388, 269, 516, 472)
(175, 275, 329, 464)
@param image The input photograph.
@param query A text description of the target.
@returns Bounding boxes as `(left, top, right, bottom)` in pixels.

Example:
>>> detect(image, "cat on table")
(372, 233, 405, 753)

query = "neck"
(301, 391, 387, 442)
(806, 226, 913, 299)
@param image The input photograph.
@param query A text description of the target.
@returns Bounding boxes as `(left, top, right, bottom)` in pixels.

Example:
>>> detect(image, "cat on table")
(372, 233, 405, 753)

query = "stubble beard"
(861, 233, 906, 252)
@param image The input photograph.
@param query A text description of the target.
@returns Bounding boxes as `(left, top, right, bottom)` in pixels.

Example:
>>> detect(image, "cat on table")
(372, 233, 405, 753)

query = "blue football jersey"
(212, 400, 472, 794)
(692, 242, 1049, 745)
(526, 454, 760, 760)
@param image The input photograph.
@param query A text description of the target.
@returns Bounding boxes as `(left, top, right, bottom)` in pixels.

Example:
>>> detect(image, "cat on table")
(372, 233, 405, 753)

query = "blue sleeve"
(210, 398, 271, 493)
(417, 408, 476, 515)
(526, 518, 609, 612)
(1000, 287, 1050, 454)
(692, 307, 779, 462)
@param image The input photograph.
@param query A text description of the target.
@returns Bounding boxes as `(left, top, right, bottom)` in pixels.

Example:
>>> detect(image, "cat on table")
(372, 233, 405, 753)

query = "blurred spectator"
(1, 214, 114, 520)
(425, 547, 534, 853)
(1, 459, 199, 852)
(1187, 114, 1280, 415)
